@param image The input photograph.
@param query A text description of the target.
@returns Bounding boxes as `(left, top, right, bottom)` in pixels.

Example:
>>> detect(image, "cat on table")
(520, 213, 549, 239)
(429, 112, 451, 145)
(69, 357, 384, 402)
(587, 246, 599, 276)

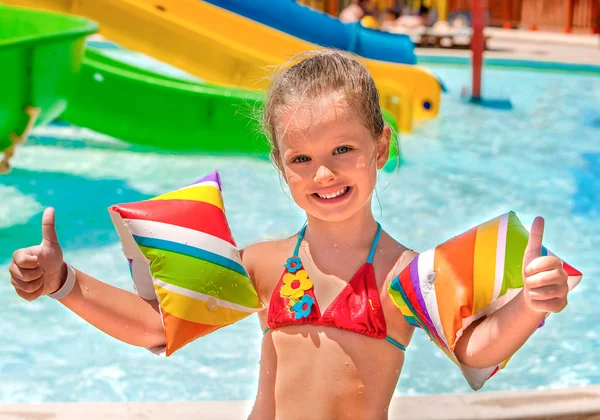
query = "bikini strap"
(294, 222, 380, 262)
(367, 223, 382, 265)
(293, 223, 308, 257)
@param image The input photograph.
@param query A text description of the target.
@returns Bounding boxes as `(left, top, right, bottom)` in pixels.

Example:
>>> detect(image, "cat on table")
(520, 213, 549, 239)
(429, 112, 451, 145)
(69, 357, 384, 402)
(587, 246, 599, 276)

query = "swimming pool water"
(1, 65, 598, 403)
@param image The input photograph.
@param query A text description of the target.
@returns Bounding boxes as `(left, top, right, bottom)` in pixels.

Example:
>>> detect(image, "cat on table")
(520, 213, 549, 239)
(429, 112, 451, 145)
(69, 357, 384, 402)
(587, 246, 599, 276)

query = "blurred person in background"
(339, 0, 376, 24)
(381, 5, 431, 32)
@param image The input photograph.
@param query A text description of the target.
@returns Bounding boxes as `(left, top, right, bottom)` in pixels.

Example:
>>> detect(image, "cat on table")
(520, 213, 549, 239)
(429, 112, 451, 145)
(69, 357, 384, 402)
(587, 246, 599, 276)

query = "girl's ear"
(376, 126, 391, 170)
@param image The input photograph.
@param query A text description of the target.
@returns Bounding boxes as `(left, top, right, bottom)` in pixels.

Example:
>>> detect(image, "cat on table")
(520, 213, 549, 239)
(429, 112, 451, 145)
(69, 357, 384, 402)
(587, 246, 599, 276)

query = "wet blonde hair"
(260, 49, 391, 170)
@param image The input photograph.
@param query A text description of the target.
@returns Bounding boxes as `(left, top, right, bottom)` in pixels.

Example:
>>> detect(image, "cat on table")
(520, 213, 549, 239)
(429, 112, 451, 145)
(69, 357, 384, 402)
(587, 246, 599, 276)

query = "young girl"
(9, 50, 570, 420)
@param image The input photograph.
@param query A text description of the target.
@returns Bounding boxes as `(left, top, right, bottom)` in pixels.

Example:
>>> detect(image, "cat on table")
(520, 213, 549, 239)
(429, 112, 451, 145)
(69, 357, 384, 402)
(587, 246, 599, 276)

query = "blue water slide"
(205, 0, 417, 65)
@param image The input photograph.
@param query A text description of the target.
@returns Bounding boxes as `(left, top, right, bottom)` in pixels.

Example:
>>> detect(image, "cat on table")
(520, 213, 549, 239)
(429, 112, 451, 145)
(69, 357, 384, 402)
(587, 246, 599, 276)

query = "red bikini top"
(264, 223, 406, 351)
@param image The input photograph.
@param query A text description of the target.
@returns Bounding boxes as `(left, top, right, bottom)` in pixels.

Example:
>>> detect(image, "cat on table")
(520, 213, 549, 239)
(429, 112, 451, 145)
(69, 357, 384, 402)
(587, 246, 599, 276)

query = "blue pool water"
(1, 64, 598, 403)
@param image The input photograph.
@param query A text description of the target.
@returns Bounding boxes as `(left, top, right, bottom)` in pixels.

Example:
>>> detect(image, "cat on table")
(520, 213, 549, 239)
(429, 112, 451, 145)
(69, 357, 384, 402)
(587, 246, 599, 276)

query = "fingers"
(524, 256, 565, 277)
(12, 248, 38, 269)
(527, 216, 545, 251)
(9, 261, 43, 283)
(41, 207, 59, 246)
(9, 250, 45, 300)
(14, 285, 47, 302)
(527, 283, 569, 301)
(10, 258, 45, 300)
(525, 266, 567, 289)
(11, 275, 44, 294)
(524, 255, 569, 313)
(522, 216, 544, 266)
(526, 297, 568, 313)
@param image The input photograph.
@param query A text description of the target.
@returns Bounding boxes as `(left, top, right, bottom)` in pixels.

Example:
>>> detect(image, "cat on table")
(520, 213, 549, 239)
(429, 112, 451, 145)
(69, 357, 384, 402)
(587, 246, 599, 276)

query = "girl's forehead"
(277, 98, 363, 148)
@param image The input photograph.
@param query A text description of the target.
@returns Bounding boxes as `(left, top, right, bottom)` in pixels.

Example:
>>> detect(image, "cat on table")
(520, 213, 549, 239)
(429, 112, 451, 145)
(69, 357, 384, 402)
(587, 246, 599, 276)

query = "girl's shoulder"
(378, 230, 419, 283)
(240, 236, 297, 302)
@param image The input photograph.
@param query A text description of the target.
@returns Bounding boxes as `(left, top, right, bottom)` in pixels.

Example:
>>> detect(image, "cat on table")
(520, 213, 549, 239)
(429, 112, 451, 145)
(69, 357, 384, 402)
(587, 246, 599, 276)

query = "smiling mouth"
(313, 186, 350, 200)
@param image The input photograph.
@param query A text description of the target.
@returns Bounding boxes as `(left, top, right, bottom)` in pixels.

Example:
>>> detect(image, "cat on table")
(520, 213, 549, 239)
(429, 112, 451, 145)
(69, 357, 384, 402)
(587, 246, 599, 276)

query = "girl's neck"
(303, 204, 379, 254)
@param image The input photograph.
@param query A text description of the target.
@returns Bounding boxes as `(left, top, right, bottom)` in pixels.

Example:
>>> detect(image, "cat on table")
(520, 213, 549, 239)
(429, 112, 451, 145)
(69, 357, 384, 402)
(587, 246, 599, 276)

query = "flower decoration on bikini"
(280, 269, 313, 300)
(388, 211, 582, 391)
(108, 171, 262, 357)
(292, 295, 315, 320)
(284, 256, 303, 273)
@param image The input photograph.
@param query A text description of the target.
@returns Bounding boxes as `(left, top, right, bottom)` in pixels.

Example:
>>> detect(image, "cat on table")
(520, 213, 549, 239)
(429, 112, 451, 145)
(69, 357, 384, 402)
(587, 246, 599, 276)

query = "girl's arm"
(58, 267, 166, 349)
(455, 218, 569, 369)
(453, 290, 545, 369)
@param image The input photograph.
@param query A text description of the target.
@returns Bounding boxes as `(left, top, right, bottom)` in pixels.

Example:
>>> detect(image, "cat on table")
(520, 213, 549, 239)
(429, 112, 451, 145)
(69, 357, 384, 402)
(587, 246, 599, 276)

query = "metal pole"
(471, 0, 485, 99)
(503, 0, 512, 29)
(565, 0, 574, 33)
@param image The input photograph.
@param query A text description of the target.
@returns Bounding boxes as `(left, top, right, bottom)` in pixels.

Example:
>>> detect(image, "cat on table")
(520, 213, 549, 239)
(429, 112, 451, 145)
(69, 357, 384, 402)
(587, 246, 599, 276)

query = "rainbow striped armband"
(109, 171, 263, 356)
(388, 211, 582, 390)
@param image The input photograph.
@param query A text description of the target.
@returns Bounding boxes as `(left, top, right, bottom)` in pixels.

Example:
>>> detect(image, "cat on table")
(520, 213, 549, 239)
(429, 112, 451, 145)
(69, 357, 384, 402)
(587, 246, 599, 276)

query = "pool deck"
(416, 28, 600, 67)
(1, 385, 599, 419)
(2, 27, 599, 420)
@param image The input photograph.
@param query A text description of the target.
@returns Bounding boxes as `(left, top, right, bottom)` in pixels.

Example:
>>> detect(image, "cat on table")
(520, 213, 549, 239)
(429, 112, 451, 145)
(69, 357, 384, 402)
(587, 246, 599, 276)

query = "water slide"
(3, 0, 441, 132)
(0, 5, 96, 168)
(205, 0, 417, 65)
(61, 42, 399, 154)
(62, 46, 267, 153)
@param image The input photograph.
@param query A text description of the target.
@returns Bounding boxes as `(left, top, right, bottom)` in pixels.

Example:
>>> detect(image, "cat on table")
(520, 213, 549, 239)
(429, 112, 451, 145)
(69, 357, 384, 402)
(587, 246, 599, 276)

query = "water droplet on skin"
(395, 369, 400, 374)
(85, 287, 91, 292)
(334, 243, 338, 248)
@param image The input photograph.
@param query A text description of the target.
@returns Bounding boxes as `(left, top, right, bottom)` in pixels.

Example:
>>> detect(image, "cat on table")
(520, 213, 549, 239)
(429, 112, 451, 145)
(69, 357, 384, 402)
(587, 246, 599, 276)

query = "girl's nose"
(314, 165, 336, 183)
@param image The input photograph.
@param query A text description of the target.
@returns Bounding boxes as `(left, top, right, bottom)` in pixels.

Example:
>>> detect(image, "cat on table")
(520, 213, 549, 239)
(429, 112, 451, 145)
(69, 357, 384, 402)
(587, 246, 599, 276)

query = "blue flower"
(292, 294, 314, 319)
(284, 256, 303, 273)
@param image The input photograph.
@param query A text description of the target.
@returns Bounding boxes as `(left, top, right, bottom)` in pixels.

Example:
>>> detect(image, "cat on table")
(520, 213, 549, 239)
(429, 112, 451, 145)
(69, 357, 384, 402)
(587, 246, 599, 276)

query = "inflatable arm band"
(388, 211, 582, 390)
(109, 171, 262, 356)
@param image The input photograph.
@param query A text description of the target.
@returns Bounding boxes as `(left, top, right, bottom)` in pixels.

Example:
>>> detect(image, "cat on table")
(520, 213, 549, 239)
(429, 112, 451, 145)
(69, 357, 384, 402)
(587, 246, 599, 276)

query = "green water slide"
(64, 47, 400, 156)
(1, 4, 399, 159)
(62, 46, 271, 154)
(0, 5, 97, 166)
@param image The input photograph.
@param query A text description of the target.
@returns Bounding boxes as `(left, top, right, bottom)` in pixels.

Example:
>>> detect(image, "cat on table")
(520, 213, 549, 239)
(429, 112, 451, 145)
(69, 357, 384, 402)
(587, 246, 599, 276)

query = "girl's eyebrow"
(282, 146, 306, 154)
(333, 133, 359, 141)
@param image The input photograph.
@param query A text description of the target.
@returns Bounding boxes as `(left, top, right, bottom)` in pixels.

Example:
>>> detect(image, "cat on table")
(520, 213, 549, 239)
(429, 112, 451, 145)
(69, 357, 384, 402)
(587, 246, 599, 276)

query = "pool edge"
(1, 385, 598, 419)
(417, 55, 600, 74)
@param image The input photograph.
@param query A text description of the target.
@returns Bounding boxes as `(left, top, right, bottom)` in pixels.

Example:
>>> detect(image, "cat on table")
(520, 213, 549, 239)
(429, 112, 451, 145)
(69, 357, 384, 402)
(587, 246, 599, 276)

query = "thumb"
(523, 216, 544, 269)
(41, 207, 59, 246)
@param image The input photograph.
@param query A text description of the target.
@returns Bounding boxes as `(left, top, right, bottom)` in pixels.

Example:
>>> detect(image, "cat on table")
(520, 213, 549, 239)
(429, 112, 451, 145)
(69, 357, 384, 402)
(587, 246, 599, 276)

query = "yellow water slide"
(4, 0, 442, 132)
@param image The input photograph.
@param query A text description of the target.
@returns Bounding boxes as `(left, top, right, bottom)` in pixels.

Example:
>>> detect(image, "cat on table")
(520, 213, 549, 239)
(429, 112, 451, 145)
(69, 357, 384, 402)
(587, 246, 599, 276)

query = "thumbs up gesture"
(522, 217, 569, 313)
(9, 208, 66, 301)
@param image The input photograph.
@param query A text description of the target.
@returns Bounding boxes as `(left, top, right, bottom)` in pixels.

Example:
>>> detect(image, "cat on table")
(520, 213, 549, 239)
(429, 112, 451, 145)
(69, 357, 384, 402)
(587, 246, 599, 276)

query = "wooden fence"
(298, 0, 599, 33)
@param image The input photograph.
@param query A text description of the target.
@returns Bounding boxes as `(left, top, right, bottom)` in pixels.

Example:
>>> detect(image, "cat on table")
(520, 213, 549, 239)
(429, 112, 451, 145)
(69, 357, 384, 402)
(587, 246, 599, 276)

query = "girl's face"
(277, 97, 390, 223)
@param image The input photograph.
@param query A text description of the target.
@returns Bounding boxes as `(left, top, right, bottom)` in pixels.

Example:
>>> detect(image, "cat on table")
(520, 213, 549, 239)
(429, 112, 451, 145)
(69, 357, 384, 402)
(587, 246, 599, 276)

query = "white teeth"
(317, 187, 349, 199)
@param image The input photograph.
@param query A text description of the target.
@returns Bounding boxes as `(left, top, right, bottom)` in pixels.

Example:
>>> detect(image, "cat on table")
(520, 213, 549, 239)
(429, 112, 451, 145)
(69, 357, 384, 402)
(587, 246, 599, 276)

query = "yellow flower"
(280, 269, 313, 300)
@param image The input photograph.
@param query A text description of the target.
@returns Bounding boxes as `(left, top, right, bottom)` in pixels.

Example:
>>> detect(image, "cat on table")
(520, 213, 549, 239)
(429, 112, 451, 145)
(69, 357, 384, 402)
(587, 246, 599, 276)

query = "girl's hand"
(522, 217, 569, 313)
(9, 208, 66, 301)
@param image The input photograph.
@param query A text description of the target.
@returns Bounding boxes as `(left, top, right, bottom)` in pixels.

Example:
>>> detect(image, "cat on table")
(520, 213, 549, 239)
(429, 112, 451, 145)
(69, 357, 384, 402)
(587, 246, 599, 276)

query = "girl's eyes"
(334, 146, 352, 155)
(291, 146, 352, 163)
(292, 155, 311, 163)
